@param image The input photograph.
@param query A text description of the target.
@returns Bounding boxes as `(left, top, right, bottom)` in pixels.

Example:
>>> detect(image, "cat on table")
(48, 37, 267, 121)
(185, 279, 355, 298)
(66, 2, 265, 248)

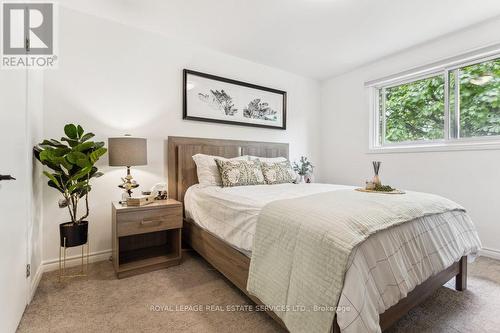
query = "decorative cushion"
(215, 159, 265, 187)
(192, 154, 249, 187)
(248, 156, 287, 163)
(261, 160, 296, 185)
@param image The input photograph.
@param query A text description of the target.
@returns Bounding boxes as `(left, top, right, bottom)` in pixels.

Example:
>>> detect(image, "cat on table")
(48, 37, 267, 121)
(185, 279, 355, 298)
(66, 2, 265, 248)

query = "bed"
(167, 136, 481, 333)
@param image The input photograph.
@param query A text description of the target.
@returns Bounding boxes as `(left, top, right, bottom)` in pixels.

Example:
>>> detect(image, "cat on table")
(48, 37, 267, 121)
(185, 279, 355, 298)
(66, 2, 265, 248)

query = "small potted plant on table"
(292, 156, 314, 184)
(34, 124, 107, 247)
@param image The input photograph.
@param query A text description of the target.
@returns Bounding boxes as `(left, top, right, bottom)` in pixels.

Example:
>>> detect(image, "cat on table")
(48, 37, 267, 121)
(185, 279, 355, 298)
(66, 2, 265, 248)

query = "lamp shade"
(108, 137, 147, 167)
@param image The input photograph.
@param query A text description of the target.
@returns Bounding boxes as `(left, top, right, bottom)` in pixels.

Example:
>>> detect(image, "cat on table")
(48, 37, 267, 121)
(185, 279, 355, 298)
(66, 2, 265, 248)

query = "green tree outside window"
(379, 57, 500, 143)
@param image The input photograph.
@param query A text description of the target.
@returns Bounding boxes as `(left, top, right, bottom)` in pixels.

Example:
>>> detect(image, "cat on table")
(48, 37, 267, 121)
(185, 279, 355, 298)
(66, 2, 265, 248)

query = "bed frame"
(167, 136, 467, 332)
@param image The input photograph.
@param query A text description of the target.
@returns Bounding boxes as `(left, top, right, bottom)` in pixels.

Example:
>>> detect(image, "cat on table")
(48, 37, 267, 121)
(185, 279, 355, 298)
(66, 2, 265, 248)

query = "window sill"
(368, 140, 500, 154)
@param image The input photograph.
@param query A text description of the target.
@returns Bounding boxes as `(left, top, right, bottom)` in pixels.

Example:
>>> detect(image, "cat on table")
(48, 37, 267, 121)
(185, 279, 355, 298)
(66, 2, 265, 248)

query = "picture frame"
(183, 69, 287, 130)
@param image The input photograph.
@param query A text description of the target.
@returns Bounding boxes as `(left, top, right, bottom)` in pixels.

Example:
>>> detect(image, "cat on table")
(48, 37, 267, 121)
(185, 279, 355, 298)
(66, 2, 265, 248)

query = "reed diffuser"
(372, 161, 382, 185)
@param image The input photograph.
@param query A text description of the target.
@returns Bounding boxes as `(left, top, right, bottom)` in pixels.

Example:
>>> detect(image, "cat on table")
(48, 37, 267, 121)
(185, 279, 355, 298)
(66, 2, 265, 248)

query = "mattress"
(184, 183, 481, 332)
(185, 183, 351, 252)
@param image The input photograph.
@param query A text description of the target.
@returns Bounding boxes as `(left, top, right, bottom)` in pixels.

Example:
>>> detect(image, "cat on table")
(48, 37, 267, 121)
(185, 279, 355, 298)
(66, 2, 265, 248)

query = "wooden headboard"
(167, 136, 289, 202)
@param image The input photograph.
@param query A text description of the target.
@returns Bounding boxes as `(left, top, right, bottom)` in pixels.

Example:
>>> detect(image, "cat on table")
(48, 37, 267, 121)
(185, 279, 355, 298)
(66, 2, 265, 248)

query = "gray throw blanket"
(247, 189, 464, 333)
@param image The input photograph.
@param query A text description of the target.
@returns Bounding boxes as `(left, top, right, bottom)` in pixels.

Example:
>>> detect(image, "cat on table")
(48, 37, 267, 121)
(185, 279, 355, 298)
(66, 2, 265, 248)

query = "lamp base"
(118, 166, 139, 202)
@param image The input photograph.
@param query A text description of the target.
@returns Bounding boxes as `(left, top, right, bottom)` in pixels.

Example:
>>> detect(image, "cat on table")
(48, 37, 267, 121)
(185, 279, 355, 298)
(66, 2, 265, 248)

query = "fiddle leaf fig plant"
(34, 124, 107, 224)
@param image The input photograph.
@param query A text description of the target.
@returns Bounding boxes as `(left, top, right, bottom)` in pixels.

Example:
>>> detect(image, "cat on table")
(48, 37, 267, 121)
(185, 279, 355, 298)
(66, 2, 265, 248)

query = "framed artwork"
(183, 69, 287, 130)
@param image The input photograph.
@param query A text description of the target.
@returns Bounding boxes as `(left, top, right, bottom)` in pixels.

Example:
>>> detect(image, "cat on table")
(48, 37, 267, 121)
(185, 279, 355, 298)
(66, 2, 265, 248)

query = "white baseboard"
(42, 249, 112, 272)
(479, 247, 500, 260)
(29, 265, 43, 303)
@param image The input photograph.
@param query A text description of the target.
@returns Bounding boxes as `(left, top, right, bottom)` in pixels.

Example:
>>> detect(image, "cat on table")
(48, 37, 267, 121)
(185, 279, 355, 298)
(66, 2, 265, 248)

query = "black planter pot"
(59, 221, 88, 247)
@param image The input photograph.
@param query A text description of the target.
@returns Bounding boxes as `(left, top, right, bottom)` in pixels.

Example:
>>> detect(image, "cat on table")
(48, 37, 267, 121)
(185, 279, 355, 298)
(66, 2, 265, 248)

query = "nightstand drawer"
(117, 207, 182, 237)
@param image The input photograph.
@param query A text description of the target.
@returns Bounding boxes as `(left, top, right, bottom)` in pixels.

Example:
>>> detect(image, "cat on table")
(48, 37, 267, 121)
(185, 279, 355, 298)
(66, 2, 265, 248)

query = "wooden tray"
(355, 188, 405, 194)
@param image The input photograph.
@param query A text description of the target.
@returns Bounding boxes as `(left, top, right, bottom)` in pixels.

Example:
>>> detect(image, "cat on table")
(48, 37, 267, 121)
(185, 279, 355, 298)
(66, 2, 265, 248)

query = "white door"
(0, 70, 29, 332)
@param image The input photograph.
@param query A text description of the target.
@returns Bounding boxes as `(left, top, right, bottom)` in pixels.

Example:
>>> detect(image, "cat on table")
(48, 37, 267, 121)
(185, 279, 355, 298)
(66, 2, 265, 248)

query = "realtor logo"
(2, 2, 57, 68)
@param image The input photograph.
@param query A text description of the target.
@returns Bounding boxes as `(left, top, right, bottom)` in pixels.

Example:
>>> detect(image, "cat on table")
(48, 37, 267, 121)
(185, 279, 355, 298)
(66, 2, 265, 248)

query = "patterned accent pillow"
(192, 154, 249, 187)
(248, 156, 287, 163)
(261, 160, 296, 185)
(215, 159, 265, 187)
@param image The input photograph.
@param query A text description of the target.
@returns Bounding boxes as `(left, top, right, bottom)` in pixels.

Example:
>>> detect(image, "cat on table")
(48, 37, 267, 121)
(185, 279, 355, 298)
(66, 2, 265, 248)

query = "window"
(453, 59, 500, 138)
(372, 54, 500, 150)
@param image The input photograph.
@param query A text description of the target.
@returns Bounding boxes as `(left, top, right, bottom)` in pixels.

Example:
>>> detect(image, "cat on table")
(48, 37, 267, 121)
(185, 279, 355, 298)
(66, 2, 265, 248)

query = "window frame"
(368, 46, 500, 153)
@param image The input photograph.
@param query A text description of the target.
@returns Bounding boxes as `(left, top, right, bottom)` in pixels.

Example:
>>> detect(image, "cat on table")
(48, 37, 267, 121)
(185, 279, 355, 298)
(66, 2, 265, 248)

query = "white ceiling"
(61, 0, 500, 79)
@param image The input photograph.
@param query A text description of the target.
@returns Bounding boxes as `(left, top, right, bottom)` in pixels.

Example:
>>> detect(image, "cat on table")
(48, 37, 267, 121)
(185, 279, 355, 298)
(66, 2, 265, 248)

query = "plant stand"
(58, 236, 90, 281)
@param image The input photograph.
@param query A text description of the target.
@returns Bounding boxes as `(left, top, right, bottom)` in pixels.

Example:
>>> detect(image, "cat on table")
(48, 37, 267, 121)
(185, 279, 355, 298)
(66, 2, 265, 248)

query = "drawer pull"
(140, 217, 167, 226)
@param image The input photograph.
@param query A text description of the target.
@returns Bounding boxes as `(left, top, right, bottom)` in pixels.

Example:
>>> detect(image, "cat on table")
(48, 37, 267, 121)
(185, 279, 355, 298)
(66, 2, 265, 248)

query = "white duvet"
(184, 183, 481, 332)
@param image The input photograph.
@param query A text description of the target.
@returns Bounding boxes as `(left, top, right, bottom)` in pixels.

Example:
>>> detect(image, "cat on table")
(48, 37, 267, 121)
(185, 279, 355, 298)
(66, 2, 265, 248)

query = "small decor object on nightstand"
(292, 156, 314, 184)
(34, 124, 107, 280)
(108, 135, 147, 202)
(150, 182, 168, 200)
(126, 194, 154, 207)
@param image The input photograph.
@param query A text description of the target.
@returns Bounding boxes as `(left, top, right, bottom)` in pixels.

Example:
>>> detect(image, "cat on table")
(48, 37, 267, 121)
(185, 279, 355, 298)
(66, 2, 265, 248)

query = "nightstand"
(111, 199, 182, 278)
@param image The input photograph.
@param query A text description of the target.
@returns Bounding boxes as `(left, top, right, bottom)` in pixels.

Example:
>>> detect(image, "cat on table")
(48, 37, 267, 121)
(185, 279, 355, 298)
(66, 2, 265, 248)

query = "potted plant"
(34, 124, 107, 247)
(292, 156, 314, 183)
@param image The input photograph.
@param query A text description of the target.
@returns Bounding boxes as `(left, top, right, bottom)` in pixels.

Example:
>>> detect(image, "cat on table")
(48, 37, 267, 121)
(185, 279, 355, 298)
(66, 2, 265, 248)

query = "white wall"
(320, 18, 500, 258)
(41, 7, 321, 264)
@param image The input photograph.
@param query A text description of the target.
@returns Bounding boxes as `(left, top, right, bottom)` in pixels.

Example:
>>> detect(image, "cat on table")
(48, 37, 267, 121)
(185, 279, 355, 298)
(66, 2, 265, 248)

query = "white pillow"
(247, 156, 288, 163)
(192, 154, 249, 187)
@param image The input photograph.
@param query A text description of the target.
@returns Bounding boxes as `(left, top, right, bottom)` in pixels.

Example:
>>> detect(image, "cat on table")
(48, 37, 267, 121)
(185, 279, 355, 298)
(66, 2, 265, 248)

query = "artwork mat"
(183, 69, 287, 130)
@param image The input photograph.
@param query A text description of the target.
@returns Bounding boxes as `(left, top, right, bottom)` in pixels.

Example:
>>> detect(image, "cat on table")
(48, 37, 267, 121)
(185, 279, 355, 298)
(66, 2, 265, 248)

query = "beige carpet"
(18, 252, 500, 333)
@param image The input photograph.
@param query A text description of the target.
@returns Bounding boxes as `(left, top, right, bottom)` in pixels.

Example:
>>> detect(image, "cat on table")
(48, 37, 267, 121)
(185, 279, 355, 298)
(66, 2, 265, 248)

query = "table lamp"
(108, 136, 147, 200)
